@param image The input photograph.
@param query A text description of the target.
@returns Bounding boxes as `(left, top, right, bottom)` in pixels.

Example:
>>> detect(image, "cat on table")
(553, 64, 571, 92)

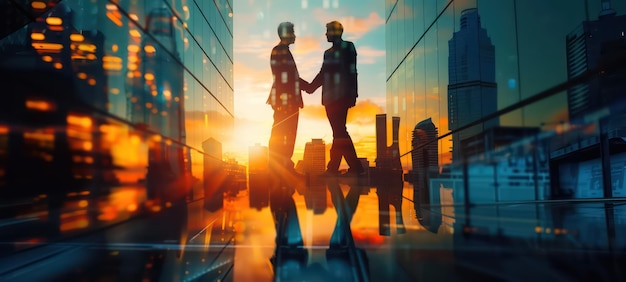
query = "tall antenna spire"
(599, 0, 616, 17)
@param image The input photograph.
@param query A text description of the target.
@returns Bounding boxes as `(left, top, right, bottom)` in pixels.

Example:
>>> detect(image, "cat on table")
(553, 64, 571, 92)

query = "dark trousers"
(269, 109, 299, 170)
(325, 103, 363, 172)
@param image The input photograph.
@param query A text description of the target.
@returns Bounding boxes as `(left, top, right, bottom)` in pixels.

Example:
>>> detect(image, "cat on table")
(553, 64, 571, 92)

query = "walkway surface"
(1, 177, 625, 281)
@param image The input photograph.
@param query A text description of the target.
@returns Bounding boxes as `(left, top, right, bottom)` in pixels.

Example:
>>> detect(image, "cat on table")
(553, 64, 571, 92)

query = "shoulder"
(271, 44, 289, 56)
(342, 40, 355, 50)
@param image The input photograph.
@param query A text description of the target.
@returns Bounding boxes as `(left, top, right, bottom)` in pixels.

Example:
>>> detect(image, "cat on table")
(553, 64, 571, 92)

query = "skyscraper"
(375, 114, 402, 181)
(566, 0, 626, 124)
(448, 8, 498, 162)
(301, 138, 325, 176)
(410, 118, 439, 189)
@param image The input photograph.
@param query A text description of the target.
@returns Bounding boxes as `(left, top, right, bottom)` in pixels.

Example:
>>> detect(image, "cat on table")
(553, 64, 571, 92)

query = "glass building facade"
(0, 1, 235, 280)
(386, 0, 626, 202)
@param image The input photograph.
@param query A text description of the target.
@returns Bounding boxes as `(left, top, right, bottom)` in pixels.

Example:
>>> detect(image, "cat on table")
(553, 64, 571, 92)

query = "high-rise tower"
(566, 0, 626, 125)
(448, 8, 498, 162)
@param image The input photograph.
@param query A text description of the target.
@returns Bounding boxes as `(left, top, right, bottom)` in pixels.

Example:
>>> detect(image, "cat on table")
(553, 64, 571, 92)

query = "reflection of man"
(306, 21, 364, 176)
(267, 22, 309, 175)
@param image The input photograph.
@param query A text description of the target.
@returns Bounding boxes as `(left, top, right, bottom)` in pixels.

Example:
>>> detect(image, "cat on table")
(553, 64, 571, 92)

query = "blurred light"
(107, 11, 123, 27)
(111, 88, 120, 95)
(165, 139, 172, 146)
(67, 114, 93, 128)
(535, 226, 542, 233)
(32, 43, 63, 51)
(165, 202, 172, 208)
(0, 125, 7, 134)
(128, 45, 140, 53)
(104, 62, 123, 71)
(106, 4, 118, 10)
(26, 99, 56, 111)
(78, 43, 97, 53)
(86, 54, 97, 60)
(508, 78, 517, 89)
(30, 32, 45, 41)
(53, 62, 63, 69)
(129, 29, 141, 38)
(130, 135, 141, 145)
(161, 111, 168, 116)
(127, 204, 138, 212)
(112, 44, 118, 52)
(77, 72, 87, 79)
(46, 17, 63, 26)
(144, 73, 154, 81)
(145, 102, 153, 109)
(70, 34, 85, 42)
(127, 63, 138, 71)
(163, 90, 171, 98)
(78, 200, 88, 208)
(41, 55, 53, 62)
(129, 14, 139, 21)
(31, 1, 47, 9)
(151, 134, 162, 142)
(144, 45, 156, 53)
(84, 156, 94, 164)
(82, 141, 93, 151)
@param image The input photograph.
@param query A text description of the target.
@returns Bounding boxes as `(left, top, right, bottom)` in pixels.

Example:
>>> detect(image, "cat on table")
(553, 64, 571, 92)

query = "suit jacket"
(267, 44, 304, 111)
(310, 39, 358, 107)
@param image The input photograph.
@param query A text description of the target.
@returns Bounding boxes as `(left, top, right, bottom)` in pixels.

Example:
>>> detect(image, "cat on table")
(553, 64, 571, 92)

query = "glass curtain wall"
(386, 0, 626, 203)
(0, 0, 234, 244)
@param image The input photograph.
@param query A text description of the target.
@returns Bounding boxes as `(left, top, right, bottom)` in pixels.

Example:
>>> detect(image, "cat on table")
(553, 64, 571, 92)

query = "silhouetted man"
(267, 22, 309, 176)
(307, 21, 364, 176)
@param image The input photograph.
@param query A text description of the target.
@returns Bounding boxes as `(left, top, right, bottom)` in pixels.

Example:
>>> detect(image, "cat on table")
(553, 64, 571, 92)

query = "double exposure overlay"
(0, 0, 625, 281)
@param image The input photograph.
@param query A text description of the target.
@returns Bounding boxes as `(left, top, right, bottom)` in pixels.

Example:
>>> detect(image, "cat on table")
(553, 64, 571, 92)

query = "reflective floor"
(1, 175, 626, 281)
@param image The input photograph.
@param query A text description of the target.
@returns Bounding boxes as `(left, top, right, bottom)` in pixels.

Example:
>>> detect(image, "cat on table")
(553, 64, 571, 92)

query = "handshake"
(301, 80, 317, 94)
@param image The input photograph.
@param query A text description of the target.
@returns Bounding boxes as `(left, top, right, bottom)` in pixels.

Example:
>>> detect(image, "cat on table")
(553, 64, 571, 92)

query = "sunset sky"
(229, 0, 386, 167)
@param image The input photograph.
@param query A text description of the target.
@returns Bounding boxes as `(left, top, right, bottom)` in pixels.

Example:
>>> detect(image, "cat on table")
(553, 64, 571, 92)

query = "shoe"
(341, 168, 366, 177)
(319, 170, 340, 177)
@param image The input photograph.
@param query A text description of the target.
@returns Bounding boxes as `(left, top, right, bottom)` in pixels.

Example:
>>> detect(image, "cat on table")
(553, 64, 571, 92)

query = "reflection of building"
(566, 0, 626, 124)
(128, 7, 189, 202)
(409, 118, 439, 185)
(552, 0, 626, 199)
(203, 138, 224, 211)
(431, 133, 550, 204)
(375, 115, 402, 174)
(461, 126, 540, 159)
(409, 118, 439, 220)
(448, 8, 498, 162)
(248, 144, 269, 210)
(300, 138, 325, 176)
(0, 3, 118, 198)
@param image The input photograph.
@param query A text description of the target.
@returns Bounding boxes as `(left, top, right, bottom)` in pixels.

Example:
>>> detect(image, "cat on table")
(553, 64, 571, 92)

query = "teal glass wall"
(386, 0, 626, 202)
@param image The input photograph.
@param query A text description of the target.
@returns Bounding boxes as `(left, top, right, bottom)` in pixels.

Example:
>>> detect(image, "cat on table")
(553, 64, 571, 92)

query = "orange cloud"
(292, 36, 322, 55)
(347, 99, 385, 125)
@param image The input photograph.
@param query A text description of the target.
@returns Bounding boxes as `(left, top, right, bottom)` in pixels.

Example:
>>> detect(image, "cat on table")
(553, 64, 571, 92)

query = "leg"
(325, 104, 348, 172)
(269, 109, 298, 170)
